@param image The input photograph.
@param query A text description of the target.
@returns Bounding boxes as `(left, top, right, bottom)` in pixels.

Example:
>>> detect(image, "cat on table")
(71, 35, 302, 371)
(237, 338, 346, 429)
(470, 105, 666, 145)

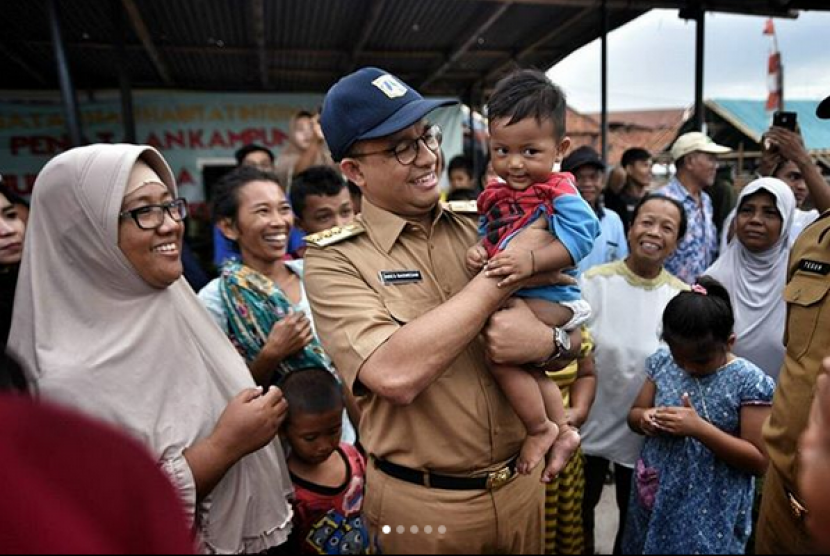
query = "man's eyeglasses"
(351, 125, 442, 166)
(119, 198, 188, 230)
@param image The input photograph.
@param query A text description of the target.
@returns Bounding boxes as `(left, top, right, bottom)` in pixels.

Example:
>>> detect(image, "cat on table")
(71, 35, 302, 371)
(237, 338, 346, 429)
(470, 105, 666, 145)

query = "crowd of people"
(1, 66, 830, 556)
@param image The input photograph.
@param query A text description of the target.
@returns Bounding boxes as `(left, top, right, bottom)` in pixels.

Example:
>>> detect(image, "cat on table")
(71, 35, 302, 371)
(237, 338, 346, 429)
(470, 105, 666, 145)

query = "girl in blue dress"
(624, 277, 775, 554)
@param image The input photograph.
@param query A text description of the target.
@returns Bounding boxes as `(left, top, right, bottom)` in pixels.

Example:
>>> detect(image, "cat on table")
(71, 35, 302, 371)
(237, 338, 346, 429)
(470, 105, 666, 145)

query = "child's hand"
(485, 250, 535, 287)
(654, 393, 704, 438)
(466, 244, 489, 274)
(639, 408, 663, 436)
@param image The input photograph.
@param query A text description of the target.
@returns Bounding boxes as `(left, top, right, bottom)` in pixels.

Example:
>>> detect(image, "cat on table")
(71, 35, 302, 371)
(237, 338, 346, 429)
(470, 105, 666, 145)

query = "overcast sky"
(547, 8, 830, 113)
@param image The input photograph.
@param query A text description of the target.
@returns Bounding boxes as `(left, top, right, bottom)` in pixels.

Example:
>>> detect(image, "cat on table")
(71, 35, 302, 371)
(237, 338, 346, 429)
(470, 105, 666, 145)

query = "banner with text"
(0, 91, 463, 214)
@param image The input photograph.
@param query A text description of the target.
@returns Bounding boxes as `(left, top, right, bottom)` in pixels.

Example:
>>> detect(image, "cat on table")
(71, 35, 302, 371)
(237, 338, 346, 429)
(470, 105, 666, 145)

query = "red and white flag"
(764, 18, 783, 112)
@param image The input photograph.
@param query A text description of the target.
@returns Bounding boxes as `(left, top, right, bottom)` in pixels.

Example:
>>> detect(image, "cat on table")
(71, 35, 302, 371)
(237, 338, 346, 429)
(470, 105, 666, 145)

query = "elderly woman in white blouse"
(579, 194, 689, 554)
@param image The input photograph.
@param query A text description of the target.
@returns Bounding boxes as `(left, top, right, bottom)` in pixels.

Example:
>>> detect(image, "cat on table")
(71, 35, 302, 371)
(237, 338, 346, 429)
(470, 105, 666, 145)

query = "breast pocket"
(783, 274, 830, 361)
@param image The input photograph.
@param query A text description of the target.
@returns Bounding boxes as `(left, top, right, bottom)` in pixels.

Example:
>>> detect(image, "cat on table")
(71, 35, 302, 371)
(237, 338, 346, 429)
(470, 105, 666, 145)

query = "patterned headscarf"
(220, 260, 332, 384)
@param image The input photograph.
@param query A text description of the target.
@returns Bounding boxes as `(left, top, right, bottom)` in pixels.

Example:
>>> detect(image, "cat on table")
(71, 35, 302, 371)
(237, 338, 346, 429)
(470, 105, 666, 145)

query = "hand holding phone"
(773, 111, 798, 132)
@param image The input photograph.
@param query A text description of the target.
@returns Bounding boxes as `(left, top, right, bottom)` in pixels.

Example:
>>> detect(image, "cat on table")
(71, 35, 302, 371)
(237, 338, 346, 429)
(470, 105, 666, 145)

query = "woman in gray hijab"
(8, 144, 294, 553)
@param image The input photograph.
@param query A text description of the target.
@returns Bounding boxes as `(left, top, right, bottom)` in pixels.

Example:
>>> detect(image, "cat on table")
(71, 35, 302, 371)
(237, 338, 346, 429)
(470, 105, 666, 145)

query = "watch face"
(557, 328, 571, 352)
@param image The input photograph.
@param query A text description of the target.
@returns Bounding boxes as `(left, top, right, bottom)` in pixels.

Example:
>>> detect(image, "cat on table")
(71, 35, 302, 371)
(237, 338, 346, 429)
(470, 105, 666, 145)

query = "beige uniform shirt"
(304, 199, 524, 474)
(764, 212, 830, 493)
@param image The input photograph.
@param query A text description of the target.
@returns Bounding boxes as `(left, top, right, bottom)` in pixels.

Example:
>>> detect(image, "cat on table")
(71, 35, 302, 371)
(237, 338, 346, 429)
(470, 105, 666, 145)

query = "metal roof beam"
(484, 7, 593, 84)
(0, 42, 47, 85)
(24, 41, 513, 61)
(471, 0, 799, 17)
(421, 1, 514, 90)
(346, 0, 386, 72)
(251, 0, 269, 88)
(269, 68, 484, 81)
(120, 0, 173, 86)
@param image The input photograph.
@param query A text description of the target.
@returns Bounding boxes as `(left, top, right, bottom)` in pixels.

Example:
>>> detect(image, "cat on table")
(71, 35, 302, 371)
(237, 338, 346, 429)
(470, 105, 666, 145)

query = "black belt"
(373, 456, 519, 491)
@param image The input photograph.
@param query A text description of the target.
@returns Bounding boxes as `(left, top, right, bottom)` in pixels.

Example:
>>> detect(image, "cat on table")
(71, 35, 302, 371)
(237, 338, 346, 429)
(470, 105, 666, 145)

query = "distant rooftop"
(571, 107, 688, 164)
(589, 108, 691, 131)
(708, 98, 830, 152)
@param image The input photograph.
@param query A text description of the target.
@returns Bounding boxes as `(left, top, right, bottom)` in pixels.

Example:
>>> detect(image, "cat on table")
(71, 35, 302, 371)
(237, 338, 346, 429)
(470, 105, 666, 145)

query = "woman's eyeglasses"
(351, 125, 442, 166)
(119, 198, 188, 230)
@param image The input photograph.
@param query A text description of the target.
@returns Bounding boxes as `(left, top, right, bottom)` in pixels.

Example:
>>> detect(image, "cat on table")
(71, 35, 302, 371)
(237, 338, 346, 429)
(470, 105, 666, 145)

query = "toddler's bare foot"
(541, 428, 581, 483)
(517, 420, 559, 475)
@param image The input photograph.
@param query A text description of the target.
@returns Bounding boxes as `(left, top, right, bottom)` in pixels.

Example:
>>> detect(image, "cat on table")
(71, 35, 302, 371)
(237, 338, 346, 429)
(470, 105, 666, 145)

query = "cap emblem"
(372, 75, 408, 99)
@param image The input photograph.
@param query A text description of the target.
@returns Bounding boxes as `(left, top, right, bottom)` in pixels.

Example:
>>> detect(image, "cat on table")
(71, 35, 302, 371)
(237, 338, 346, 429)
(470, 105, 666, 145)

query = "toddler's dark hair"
(487, 69, 567, 139)
(289, 166, 347, 219)
(662, 276, 734, 347)
(279, 367, 343, 422)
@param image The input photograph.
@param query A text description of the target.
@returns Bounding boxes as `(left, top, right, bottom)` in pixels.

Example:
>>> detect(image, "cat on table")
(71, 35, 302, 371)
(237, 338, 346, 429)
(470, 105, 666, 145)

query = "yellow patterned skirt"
(544, 331, 593, 554)
(544, 447, 586, 554)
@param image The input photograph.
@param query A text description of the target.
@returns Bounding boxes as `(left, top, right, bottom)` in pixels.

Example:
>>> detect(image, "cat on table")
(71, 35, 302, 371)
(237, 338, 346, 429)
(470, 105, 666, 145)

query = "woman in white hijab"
(704, 177, 796, 381)
(8, 144, 293, 554)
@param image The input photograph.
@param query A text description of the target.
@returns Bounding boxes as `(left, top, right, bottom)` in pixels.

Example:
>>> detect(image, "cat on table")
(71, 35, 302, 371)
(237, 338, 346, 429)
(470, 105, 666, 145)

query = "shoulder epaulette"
(305, 222, 366, 248)
(444, 200, 479, 215)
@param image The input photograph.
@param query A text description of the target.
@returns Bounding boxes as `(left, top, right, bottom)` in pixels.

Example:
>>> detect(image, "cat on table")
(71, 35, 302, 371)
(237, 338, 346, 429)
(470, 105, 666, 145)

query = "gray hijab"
(8, 144, 292, 553)
(705, 177, 796, 381)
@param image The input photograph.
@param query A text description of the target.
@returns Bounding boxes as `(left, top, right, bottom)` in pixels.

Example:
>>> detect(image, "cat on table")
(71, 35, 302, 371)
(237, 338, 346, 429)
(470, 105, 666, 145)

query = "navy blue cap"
(561, 145, 605, 174)
(818, 94, 830, 120)
(321, 67, 457, 161)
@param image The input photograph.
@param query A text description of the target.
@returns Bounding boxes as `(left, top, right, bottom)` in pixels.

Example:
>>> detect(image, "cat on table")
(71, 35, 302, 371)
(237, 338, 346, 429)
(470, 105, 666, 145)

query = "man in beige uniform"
(303, 67, 581, 554)
(756, 94, 830, 554)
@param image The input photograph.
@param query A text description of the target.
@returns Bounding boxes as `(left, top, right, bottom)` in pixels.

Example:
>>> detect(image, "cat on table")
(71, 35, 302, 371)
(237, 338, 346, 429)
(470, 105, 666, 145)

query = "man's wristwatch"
(533, 327, 571, 368)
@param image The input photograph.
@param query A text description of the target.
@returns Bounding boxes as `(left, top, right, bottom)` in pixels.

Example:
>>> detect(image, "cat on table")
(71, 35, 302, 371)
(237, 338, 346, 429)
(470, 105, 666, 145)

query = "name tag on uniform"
(379, 270, 423, 286)
(799, 259, 830, 276)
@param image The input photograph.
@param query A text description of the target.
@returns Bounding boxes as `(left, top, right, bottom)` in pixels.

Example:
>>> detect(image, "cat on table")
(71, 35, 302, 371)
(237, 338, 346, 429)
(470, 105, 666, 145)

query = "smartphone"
(773, 111, 798, 131)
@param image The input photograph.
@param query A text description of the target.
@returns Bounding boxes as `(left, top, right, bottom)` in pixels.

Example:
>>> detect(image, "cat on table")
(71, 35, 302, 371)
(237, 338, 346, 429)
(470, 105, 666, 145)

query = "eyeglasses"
(351, 125, 442, 166)
(119, 198, 188, 230)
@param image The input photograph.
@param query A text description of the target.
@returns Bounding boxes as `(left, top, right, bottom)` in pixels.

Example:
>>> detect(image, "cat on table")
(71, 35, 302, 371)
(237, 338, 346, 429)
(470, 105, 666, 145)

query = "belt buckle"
(788, 492, 808, 520)
(485, 465, 514, 491)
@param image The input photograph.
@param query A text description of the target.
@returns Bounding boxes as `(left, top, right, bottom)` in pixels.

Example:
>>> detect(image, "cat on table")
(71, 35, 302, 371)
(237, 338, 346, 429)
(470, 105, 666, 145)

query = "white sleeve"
(197, 279, 229, 335)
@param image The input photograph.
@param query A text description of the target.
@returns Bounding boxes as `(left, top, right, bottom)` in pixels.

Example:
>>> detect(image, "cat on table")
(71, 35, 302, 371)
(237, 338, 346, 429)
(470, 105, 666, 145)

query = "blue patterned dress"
(622, 348, 774, 555)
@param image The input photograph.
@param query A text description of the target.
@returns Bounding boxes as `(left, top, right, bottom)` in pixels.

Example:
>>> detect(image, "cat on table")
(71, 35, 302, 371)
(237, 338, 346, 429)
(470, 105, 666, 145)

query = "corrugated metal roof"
(1, 0, 826, 98)
(709, 99, 830, 151)
(0, 0, 645, 96)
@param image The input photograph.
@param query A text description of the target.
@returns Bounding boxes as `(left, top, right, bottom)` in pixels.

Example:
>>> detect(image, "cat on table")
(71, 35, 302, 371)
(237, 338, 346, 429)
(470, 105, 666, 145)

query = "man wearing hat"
(756, 95, 830, 554)
(302, 67, 581, 554)
(562, 146, 628, 274)
(655, 131, 731, 284)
